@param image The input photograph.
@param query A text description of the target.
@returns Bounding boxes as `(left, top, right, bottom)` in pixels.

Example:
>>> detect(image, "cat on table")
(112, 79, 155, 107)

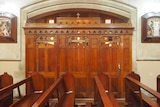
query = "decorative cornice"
(24, 28, 133, 35)
(24, 23, 134, 35)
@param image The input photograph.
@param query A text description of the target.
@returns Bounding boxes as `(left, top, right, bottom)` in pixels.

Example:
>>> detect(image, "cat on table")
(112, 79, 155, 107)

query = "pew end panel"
(94, 72, 110, 107)
(94, 72, 120, 107)
(9, 72, 45, 107)
(97, 72, 109, 91)
(125, 72, 160, 107)
(31, 72, 45, 93)
(0, 72, 13, 88)
(32, 72, 75, 107)
(157, 75, 160, 104)
(26, 72, 46, 94)
(0, 72, 13, 107)
(125, 72, 141, 106)
(56, 72, 75, 107)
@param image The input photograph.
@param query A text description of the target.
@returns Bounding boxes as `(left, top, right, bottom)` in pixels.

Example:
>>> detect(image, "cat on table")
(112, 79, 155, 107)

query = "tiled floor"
(14, 98, 126, 107)
(117, 100, 126, 107)
(49, 98, 127, 107)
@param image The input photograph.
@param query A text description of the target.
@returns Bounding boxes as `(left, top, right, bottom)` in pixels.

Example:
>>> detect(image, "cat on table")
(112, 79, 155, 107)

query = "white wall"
(0, 0, 160, 94)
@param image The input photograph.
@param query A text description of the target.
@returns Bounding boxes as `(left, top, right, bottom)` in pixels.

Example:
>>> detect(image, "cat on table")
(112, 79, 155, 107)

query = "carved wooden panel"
(26, 35, 36, 73)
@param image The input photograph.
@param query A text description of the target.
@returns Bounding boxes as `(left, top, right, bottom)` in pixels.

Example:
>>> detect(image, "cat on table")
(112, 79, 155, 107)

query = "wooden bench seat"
(11, 93, 42, 107)
(0, 72, 13, 107)
(125, 72, 160, 107)
(0, 72, 45, 107)
(32, 72, 75, 107)
(10, 72, 45, 107)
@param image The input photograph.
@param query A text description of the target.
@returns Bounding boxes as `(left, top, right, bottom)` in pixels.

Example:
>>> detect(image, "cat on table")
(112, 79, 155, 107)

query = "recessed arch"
(21, 0, 137, 24)
(20, 0, 137, 71)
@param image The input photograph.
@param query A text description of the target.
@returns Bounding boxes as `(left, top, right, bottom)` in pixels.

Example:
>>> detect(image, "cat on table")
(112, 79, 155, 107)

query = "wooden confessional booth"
(24, 16, 134, 98)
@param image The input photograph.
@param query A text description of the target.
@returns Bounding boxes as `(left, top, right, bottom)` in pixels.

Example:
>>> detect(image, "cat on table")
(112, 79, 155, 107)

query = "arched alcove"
(21, 0, 137, 98)
(21, 0, 137, 24)
(21, 0, 137, 56)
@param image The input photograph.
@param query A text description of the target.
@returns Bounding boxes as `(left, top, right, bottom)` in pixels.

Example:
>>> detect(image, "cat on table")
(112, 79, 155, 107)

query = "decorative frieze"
(24, 28, 133, 35)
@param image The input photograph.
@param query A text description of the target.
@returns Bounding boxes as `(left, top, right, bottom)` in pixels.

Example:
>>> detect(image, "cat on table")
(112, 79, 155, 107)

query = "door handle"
(118, 63, 121, 74)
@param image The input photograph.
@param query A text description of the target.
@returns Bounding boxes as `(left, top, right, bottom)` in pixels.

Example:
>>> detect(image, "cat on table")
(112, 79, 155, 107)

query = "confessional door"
(26, 35, 58, 90)
(99, 37, 122, 97)
(65, 35, 90, 97)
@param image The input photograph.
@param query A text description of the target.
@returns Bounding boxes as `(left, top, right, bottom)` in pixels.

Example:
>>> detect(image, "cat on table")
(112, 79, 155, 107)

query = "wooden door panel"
(47, 48, 57, 71)
(100, 43, 121, 97)
(66, 36, 90, 97)
(26, 48, 36, 72)
(75, 78, 88, 97)
(37, 48, 45, 71)
(71, 72, 89, 97)
(110, 75, 121, 97)
(58, 48, 66, 73)
(100, 47, 111, 71)
(66, 47, 89, 72)
(36, 42, 58, 72)
(89, 49, 99, 72)
(66, 49, 90, 97)
(89, 36, 100, 72)
(88, 36, 100, 97)
(26, 36, 37, 75)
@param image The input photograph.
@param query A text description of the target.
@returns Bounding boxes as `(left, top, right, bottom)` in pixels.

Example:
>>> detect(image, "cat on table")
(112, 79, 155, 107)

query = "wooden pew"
(0, 72, 45, 107)
(0, 72, 13, 107)
(94, 72, 120, 107)
(157, 74, 160, 104)
(125, 72, 160, 107)
(32, 72, 75, 107)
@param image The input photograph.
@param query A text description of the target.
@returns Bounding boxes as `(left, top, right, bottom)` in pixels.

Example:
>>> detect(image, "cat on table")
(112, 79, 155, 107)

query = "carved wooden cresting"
(24, 17, 134, 98)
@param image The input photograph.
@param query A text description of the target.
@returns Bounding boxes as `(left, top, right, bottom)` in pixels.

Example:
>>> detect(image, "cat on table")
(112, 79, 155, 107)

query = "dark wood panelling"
(24, 17, 133, 98)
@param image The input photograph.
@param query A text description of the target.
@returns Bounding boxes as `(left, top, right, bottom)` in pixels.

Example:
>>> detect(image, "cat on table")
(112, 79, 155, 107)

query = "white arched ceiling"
(21, 0, 137, 24)
(20, 0, 137, 71)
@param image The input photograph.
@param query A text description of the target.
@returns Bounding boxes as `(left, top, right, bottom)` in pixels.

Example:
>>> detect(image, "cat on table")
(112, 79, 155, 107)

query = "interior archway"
(27, 8, 129, 23)
(21, 1, 137, 23)
(21, 0, 137, 98)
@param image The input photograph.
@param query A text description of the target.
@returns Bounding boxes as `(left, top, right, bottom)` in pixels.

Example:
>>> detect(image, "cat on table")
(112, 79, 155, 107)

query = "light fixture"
(105, 19, 112, 24)
(48, 19, 55, 24)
